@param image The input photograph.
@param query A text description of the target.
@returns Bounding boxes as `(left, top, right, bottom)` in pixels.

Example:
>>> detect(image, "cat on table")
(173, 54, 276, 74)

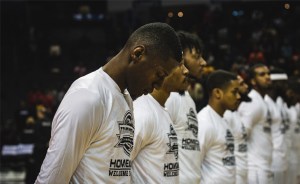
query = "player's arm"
(238, 101, 262, 136)
(197, 114, 214, 165)
(165, 94, 180, 122)
(131, 104, 155, 160)
(223, 110, 234, 130)
(35, 89, 103, 183)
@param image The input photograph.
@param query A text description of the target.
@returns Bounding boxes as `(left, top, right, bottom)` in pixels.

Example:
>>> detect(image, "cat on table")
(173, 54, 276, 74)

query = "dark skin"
(208, 88, 226, 117)
(103, 44, 180, 100)
(208, 80, 241, 117)
(151, 88, 170, 107)
(250, 66, 271, 97)
(151, 62, 189, 106)
(103, 46, 144, 93)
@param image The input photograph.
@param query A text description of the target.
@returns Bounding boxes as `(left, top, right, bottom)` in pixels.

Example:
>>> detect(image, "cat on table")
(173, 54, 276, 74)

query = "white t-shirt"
(197, 105, 236, 184)
(35, 68, 134, 184)
(131, 94, 179, 184)
(288, 105, 300, 165)
(276, 97, 292, 162)
(223, 110, 248, 176)
(165, 91, 201, 184)
(264, 95, 288, 171)
(293, 103, 300, 161)
(238, 89, 272, 171)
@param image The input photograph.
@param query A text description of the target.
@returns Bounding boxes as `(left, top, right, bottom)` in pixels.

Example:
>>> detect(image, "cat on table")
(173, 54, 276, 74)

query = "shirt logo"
(182, 138, 200, 151)
(163, 162, 179, 177)
(280, 109, 290, 134)
(164, 125, 179, 177)
(109, 159, 131, 176)
(264, 110, 272, 133)
(185, 108, 198, 138)
(238, 124, 247, 152)
(295, 116, 300, 133)
(223, 129, 235, 166)
(115, 110, 135, 156)
(166, 125, 178, 160)
(225, 129, 234, 154)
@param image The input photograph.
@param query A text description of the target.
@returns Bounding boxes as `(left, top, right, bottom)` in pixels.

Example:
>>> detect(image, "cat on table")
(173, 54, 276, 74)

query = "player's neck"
(103, 52, 127, 93)
(208, 99, 225, 117)
(253, 87, 267, 97)
(151, 89, 170, 107)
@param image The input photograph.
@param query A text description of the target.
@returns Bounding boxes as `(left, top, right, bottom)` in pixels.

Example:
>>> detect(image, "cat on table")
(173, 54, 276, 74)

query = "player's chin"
(131, 90, 145, 100)
(138, 88, 153, 97)
(231, 103, 240, 111)
(178, 90, 185, 95)
(142, 90, 149, 96)
(181, 81, 190, 90)
(131, 94, 139, 100)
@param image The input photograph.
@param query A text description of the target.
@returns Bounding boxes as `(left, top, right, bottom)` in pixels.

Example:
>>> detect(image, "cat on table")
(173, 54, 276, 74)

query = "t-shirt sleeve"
(197, 112, 215, 165)
(165, 94, 179, 123)
(238, 101, 262, 135)
(131, 104, 155, 160)
(35, 89, 103, 183)
(223, 111, 234, 130)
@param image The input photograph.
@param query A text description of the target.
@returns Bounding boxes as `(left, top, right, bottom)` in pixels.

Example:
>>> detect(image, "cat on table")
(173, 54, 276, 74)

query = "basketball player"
(131, 60, 189, 183)
(223, 75, 250, 184)
(265, 70, 288, 184)
(35, 22, 183, 183)
(238, 63, 273, 184)
(286, 79, 300, 184)
(165, 31, 206, 184)
(197, 70, 240, 183)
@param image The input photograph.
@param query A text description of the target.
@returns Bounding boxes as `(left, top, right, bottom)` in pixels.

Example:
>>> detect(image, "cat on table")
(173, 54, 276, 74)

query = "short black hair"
(124, 22, 182, 62)
(288, 77, 300, 94)
(248, 63, 267, 80)
(176, 31, 204, 55)
(205, 70, 237, 96)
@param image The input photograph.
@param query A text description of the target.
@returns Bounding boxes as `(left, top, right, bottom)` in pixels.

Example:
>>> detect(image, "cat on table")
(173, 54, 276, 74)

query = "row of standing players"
(33, 22, 300, 184)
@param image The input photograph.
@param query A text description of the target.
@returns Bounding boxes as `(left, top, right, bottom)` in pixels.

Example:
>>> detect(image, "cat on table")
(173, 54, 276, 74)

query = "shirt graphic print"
(165, 125, 179, 177)
(109, 110, 134, 177)
(183, 108, 200, 151)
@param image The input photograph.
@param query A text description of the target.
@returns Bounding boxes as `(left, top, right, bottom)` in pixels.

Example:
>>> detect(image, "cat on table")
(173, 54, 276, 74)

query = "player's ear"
(214, 88, 223, 99)
(130, 45, 145, 63)
(250, 78, 256, 87)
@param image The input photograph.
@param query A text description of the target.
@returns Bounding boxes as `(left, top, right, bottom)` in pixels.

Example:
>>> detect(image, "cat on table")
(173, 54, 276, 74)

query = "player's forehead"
(254, 66, 269, 74)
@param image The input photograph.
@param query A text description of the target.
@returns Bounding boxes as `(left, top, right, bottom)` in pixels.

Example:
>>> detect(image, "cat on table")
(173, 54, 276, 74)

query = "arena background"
(1, 0, 300, 183)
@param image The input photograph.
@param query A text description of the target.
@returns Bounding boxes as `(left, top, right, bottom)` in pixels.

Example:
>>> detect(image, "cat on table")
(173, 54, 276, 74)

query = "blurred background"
(1, 0, 300, 183)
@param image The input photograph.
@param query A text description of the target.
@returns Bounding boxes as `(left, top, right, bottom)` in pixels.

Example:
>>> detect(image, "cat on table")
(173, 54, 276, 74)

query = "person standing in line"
(197, 70, 241, 184)
(35, 22, 183, 184)
(223, 75, 251, 184)
(275, 75, 300, 184)
(264, 70, 288, 184)
(131, 59, 189, 183)
(238, 63, 273, 184)
(164, 31, 206, 184)
(285, 78, 300, 184)
(293, 89, 300, 183)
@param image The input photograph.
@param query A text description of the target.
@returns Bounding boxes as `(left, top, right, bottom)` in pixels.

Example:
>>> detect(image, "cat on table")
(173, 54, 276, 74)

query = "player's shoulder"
(166, 92, 182, 104)
(197, 106, 215, 128)
(133, 95, 158, 120)
(134, 95, 151, 109)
